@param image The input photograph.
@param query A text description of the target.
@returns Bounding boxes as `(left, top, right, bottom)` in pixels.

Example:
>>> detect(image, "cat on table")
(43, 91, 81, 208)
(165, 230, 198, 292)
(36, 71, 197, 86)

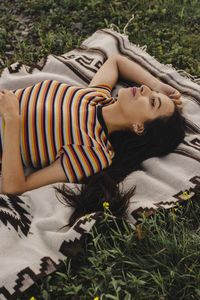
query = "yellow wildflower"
(103, 202, 109, 209)
(94, 297, 99, 300)
(180, 191, 192, 200)
(174, 203, 183, 213)
(86, 214, 91, 221)
(29, 297, 37, 300)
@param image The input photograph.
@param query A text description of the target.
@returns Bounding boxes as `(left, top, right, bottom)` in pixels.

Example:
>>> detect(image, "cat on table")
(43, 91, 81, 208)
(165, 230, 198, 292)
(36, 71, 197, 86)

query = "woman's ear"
(132, 123, 145, 135)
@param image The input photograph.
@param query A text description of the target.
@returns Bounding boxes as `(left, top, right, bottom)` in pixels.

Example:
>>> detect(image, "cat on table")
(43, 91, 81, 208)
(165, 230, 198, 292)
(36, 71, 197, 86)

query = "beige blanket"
(0, 28, 200, 300)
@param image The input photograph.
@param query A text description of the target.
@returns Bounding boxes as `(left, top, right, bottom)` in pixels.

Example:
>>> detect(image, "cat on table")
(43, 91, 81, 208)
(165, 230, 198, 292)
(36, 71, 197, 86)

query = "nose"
(140, 85, 151, 95)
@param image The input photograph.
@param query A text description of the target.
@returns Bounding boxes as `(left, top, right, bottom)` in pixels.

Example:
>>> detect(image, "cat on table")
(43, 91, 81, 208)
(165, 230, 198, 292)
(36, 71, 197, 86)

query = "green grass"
(19, 191, 200, 300)
(1, 0, 200, 299)
(1, 0, 200, 75)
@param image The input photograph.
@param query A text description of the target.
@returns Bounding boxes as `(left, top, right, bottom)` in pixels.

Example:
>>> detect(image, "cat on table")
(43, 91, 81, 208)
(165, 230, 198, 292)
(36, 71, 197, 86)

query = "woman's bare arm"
(0, 91, 67, 195)
(89, 54, 182, 110)
(89, 54, 160, 90)
(2, 113, 67, 195)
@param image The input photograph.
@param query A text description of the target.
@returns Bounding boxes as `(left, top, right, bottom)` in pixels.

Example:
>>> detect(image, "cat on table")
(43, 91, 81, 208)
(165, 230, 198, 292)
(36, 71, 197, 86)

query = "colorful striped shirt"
(0, 80, 115, 182)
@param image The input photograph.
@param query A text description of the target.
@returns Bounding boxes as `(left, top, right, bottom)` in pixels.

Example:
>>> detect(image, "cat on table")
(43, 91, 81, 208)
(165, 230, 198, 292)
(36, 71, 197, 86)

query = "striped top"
(0, 80, 115, 182)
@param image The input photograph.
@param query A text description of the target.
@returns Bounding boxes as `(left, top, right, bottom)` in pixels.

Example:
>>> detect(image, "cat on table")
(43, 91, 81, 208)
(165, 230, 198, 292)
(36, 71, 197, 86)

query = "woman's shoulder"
(86, 83, 112, 98)
(87, 83, 112, 91)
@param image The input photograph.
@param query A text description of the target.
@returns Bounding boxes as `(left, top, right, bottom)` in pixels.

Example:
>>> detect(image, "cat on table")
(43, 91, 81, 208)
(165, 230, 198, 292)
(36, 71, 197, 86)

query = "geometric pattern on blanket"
(0, 194, 32, 237)
(0, 183, 103, 300)
(0, 28, 200, 299)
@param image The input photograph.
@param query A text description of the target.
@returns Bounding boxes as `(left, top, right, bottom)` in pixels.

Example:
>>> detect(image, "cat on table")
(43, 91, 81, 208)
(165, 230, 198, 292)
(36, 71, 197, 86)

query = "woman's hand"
(156, 82, 183, 111)
(0, 90, 20, 120)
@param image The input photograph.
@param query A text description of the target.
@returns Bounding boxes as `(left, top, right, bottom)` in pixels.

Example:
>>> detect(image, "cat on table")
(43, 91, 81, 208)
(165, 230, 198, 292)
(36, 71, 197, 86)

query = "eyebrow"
(154, 91, 161, 110)
(155, 91, 176, 111)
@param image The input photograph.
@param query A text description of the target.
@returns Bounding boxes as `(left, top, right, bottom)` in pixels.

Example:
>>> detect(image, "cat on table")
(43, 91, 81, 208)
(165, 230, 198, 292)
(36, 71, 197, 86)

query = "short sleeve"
(56, 144, 113, 183)
(88, 83, 112, 99)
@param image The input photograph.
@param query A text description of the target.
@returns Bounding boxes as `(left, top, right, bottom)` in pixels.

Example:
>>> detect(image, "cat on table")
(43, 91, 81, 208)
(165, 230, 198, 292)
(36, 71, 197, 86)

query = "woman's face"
(117, 84, 176, 134)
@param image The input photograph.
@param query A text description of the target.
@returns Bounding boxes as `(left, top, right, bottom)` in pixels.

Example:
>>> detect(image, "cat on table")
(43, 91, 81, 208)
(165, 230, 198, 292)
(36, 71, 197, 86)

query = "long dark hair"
(54, 104, 186, 227)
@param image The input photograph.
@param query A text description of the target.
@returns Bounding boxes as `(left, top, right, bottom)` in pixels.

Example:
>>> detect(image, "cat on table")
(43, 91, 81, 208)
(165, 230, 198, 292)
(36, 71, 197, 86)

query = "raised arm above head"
(89, 54, 182, 110)
(88, 54, 161, 90)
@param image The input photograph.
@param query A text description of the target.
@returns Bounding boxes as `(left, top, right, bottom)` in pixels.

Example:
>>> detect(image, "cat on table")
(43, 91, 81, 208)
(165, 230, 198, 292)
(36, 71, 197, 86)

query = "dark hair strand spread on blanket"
(54, 104, 186, 227)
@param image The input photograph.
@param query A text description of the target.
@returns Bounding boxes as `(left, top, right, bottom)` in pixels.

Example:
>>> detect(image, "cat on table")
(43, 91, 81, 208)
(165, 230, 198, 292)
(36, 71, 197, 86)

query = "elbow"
(108, 54, 123, 72)
(109, 54, 122, 62)
(1, 182, 27, 195)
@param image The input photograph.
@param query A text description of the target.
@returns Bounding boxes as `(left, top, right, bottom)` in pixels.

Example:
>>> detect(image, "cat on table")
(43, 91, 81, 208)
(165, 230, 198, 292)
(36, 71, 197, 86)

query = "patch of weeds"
(1, 0, 200, 76)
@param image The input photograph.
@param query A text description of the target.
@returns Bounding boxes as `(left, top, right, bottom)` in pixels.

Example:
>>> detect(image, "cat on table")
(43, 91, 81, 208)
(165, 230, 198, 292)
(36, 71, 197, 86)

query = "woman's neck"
(102, 102, 128, 135)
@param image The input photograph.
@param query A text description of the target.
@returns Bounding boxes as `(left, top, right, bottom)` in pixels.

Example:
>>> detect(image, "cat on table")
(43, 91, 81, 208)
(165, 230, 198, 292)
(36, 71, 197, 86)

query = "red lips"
(132, 87, 136, 96)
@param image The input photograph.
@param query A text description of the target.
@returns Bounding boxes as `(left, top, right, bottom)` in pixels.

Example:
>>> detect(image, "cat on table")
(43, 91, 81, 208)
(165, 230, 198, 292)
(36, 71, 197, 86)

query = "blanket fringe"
(177, 69, 200, 85)
(109, 14, 148, 53)
(123, 14, 135, 35)
(109, 14, 136, 37)
(108, 22, 200, 87)
(110, 13, 135, 36)
(109, 23, 121, 33)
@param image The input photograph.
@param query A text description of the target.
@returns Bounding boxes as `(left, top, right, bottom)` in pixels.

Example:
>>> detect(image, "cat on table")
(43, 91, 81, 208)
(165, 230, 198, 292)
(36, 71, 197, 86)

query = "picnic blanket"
(0, 28, 200, 299)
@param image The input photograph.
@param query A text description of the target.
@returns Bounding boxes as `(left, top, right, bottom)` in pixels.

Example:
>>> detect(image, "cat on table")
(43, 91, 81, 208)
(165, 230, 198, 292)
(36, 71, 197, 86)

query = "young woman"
(0, 54, 185, 212)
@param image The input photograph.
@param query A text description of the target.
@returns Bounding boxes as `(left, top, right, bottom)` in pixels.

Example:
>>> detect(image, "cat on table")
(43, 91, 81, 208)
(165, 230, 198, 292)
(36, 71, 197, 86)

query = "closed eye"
(151, 95, 161, 110)
(151, 98, 155, 107)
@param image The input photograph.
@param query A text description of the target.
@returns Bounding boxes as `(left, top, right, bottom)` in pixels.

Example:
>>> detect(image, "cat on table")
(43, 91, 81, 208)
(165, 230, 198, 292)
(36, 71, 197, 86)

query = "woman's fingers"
(170, 97, 182, 105)
(176, 103, 183, 111)
(0, 90, 13, 99)
(0, 90, 9, 100)
(171, 90, 181, 98)
(174, 92, 181, 99)
(174, 99, 182, 104)
(170, 97, 183, 111)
